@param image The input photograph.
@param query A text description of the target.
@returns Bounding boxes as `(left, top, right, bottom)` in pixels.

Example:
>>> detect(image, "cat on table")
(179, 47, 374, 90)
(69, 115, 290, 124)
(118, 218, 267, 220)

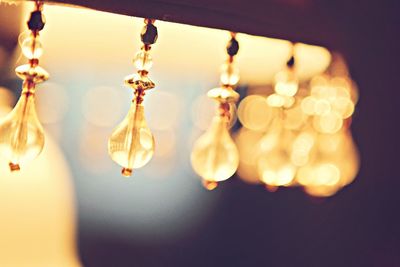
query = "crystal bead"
(124, 73, 155, 90)
(27, 11, 45, 31)
(274, 69, 298, 97)
(227, 38, 239, 56)
(207, 87, 239, 103)
(220, 63, 240, 86)
(141, 23, 158, 45)
(286, 55, 295, 68)
(133, 51, 153, 71)
(15, 64, 49, 84)
(21, 37, 43, 59)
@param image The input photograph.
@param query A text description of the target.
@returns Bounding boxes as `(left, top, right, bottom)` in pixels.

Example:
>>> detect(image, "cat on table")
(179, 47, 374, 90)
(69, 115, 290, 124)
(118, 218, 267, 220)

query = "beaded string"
(201, 32, 240, 190)
(207, 32, 240, 120)
(124, 19, 158, 104)
(9, 0, 47, 172)
(118, 18, 158, 177)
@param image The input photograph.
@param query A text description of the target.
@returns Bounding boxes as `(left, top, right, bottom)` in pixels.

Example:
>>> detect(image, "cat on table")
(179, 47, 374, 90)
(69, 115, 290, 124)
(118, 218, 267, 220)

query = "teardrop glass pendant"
(191, 115, 239, 184)
(0, 85, 44, 171)
(108, 98, 155, 177)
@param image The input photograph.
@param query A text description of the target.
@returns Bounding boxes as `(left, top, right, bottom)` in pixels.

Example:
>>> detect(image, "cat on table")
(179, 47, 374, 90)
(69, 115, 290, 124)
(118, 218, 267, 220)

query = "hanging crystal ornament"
(259, 43, 299, 189)
(0, 1, 48, 172)
(257, 118, 297, 188)
(191, 32, 240, 190)
(108, 19, 158, 177)
(267, 43, 299, 109)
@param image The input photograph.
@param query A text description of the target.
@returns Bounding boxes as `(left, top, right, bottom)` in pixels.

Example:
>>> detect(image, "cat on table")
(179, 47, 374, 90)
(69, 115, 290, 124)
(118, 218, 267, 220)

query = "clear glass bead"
(220, 63, 240, 86)
(207, 87, 239, 103)
(274, 69, 298, 97)
(133, 51, 153, 71)
(124, 73, 155, 90)
(15, 64, 49, 84)
(21, 36, 43, 59)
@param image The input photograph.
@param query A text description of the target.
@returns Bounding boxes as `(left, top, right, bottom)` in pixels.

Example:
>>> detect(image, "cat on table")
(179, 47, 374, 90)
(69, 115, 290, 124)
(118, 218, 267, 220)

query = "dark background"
(1, 0, 400, 266)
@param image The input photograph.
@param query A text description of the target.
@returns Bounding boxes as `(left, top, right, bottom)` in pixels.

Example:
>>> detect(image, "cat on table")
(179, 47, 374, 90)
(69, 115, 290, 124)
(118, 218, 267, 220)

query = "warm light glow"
(267, 93, 286, 107)
(257, 121, 296, 186)
(191, 115, 239, 183)
(297, 163, 340, 187)
(282, 100, 308, 130)
(274, 69, 298, 97)
(301, 74, 357, 135)
(238, 95, 274, 131)
(0, 97, 80, 266)
(313, 112, 343, 134)
(296, 130, 359, 196)
(235, 128, 264, 184)
(259, 160, 296, 186)
(290, 132, 315, 167)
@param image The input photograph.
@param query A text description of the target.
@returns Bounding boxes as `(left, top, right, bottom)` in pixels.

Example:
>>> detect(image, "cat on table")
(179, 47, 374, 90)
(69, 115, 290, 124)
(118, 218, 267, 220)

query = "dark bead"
(227, 38, 239, 56)
(141, 23, 158, 45)
(286, 56, 295, 68)
(27, 11, 45, 31)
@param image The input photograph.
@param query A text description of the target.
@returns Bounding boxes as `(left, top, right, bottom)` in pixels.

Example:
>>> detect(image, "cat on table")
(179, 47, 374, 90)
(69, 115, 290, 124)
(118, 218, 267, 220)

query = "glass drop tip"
(9, 162, 20, 172)
(121, 168, 133, 177)
(202, 180, 218, 191)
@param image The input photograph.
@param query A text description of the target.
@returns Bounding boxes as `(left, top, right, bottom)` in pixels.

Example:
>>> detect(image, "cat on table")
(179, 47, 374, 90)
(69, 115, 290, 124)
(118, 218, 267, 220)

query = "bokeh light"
(238, 95, 274, 131)
(82, 86, 125, 127)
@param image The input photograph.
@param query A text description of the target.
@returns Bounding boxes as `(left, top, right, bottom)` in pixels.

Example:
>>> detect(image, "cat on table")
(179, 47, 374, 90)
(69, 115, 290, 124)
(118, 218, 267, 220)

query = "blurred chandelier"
(235, 52, 359, 197)
(0, 1, 360, 198)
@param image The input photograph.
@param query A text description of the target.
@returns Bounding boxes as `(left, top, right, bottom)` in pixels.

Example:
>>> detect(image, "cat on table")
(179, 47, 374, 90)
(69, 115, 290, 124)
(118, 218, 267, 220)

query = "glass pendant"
(108, 91, 155, 177)
(257, 119, 296, 187)
(108, 19, 158, 177)
(267, 44, 299, 109)
(191, 33, 240, 190)
(0, 82, 44, 171)
(0, 1, 48, 171)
